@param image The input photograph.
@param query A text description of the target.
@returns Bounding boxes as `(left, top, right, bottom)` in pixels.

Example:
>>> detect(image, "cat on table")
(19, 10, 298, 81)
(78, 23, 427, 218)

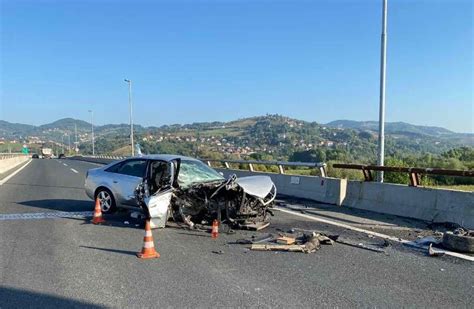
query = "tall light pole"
(67, 133, 71, 154)
(74, 123, 78, 153)
(124, 79, 134, 156)
(88, 110, 95, 156)
(377, 0, 388, 182)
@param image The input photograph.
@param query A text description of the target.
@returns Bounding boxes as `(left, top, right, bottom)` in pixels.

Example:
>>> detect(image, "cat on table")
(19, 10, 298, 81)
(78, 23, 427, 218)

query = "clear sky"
(0, 0, 472, 132)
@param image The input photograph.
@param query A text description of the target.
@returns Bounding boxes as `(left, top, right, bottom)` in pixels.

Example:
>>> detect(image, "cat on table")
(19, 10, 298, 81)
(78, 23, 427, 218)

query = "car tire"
(95, 188, 117, 214)
(442, 231, 474, 253)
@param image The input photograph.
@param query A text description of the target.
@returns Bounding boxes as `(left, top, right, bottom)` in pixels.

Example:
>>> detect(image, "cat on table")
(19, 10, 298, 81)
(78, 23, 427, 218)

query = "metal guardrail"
(73, 155, 328, 177)
(333, 163, 474, 187)
(205, 159, 327, 177)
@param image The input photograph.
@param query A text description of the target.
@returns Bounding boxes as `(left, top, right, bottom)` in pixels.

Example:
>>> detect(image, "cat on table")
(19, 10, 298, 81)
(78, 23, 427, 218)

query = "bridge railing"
(205, 159, 328, 177)
(333, 163, 474, 187)
(0, 153, 28, 160)
(71, 155, 328, 177)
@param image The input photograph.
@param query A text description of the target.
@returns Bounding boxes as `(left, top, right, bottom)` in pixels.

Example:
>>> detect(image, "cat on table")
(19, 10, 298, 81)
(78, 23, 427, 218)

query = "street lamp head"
(124, 79, 130, 83)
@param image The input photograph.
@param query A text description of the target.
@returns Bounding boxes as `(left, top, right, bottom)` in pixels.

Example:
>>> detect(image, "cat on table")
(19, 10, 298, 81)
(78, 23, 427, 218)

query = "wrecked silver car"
(85, 155, 276, 230)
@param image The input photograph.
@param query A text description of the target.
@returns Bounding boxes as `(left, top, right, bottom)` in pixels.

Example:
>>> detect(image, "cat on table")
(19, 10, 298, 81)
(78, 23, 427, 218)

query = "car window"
(149, 160, 172, 194)
(178, 160, 224, 188)
(105, 162, 123, 173)
(107, 160, 147, 178)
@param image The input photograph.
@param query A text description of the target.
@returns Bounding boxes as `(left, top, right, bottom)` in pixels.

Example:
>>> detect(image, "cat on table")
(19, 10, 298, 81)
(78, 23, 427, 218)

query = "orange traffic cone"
(211, 219, 219, 239)
(92, 198, 106, 224)
(137, 219, 160, 259)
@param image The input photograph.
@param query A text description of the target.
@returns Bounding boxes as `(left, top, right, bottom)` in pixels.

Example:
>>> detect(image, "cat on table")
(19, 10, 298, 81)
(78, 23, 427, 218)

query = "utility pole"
(74, 123, 78, 153)
(88, 110, 95, 156)
(124, 79, 134, 156)
(67, 133, 71, 154)
(377, 0, 388, 182)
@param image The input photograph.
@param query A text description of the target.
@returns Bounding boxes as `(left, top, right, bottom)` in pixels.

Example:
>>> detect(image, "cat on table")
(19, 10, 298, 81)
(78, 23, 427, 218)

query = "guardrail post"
(318, 165, 327, 178)
(362, 168, 373, 182)
(278, 164, 285, 174)
(409, 171, 420, 187)
(248, 163, 254, 172)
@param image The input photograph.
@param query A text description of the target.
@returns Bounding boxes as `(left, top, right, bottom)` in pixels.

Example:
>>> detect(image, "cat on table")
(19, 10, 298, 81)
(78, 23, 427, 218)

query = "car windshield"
(178, 160, 224, 188)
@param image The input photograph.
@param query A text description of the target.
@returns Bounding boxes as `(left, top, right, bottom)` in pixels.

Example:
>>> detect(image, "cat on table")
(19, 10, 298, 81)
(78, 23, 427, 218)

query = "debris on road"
(246, 232, 335, 254)
(235, 233, 274, 244)
(212, 250, 224, 255)
(414, 236, 442, 246)
(251, 244, 305, 252)
(442, 228, 474, 253)
(276, 236, 296, 245)
(428, 244, 445, 257)
(331, 237, 386, 254)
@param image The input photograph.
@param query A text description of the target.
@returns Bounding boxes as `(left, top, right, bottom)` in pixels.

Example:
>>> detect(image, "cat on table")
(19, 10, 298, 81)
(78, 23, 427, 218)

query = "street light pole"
(88, 110, 95, 156)
(74, 123, 78, 153)
(124, 79, 134, 156)
(377, 0, 388, 182)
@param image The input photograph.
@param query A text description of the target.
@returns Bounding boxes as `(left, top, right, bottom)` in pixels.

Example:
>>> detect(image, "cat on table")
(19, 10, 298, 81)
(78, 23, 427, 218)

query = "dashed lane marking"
(70, 168, 79, 174)
(0, 211, 93, 221)
(63, 163, 68, 166)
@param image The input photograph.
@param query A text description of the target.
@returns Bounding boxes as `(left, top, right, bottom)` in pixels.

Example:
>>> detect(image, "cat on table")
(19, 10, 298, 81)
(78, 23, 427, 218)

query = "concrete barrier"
(0, 155, 29, 174)
(341, 181, 474, 229)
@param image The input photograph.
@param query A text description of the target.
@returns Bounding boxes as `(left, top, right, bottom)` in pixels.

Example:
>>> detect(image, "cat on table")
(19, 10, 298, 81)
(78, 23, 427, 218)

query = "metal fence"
(333, 163, 474, 187)
(72, 155, 328, 177)
(205, 159, 327, 177)
(0, 153, 28, 160)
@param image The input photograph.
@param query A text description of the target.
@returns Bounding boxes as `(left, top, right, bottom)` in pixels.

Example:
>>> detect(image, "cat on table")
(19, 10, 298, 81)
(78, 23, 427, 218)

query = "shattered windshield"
(178, 160, 225, 188)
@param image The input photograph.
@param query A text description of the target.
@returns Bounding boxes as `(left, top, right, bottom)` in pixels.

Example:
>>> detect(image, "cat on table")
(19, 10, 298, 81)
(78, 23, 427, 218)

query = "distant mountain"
(0, 120, 36, 137)
(326, 120, 455, 137)
(38, 118, 91, 131)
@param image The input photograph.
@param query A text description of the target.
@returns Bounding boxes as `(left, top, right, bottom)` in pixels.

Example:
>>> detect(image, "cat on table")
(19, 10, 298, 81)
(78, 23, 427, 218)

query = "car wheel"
(95, 188, 117, 214)
(442, 231, 474, 253)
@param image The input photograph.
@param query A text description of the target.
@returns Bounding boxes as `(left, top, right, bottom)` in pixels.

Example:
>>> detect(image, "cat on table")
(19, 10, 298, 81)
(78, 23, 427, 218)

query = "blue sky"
(0, 0, 472, 132)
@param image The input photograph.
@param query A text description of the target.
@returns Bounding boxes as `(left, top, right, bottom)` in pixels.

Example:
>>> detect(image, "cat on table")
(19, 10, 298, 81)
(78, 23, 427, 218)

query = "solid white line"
(0, 159, 32, 186)
(70, 168, 79, 174)
(63, 163, 68, 166)
(275, 207, 474, 262)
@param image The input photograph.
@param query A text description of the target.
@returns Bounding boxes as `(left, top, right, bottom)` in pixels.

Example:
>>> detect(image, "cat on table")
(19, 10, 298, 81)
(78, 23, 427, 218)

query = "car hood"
(234, 176, 275, 199)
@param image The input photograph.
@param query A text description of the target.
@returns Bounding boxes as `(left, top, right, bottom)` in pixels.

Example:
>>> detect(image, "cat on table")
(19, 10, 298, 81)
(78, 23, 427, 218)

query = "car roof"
(129, 154, 201, 162)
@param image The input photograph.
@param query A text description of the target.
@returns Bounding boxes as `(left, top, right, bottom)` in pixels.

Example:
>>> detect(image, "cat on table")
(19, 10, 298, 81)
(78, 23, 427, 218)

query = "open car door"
(142, 159, 181, 228)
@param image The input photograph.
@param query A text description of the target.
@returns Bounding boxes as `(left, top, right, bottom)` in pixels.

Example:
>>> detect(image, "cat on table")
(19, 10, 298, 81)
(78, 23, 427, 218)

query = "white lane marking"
(0, 159, 33, 186)
(63, 163, 68, 166)
(275, 207, 474, 262)
(0, 211, 94, 221)
(70, 168, 79, 174)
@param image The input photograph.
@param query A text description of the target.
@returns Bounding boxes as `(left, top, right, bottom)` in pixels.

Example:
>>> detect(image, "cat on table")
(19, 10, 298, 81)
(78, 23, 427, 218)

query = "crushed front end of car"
(172, 174, 276, 230)
(134, 158, 277, 230)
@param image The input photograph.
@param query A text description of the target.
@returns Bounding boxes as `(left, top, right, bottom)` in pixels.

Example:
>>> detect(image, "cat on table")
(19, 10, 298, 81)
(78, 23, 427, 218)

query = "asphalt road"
(0, 159, 472, 308)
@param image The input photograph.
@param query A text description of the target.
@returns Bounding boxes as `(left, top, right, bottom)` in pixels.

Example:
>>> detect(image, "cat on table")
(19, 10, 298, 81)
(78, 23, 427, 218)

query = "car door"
(109, 159, 148, 206)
